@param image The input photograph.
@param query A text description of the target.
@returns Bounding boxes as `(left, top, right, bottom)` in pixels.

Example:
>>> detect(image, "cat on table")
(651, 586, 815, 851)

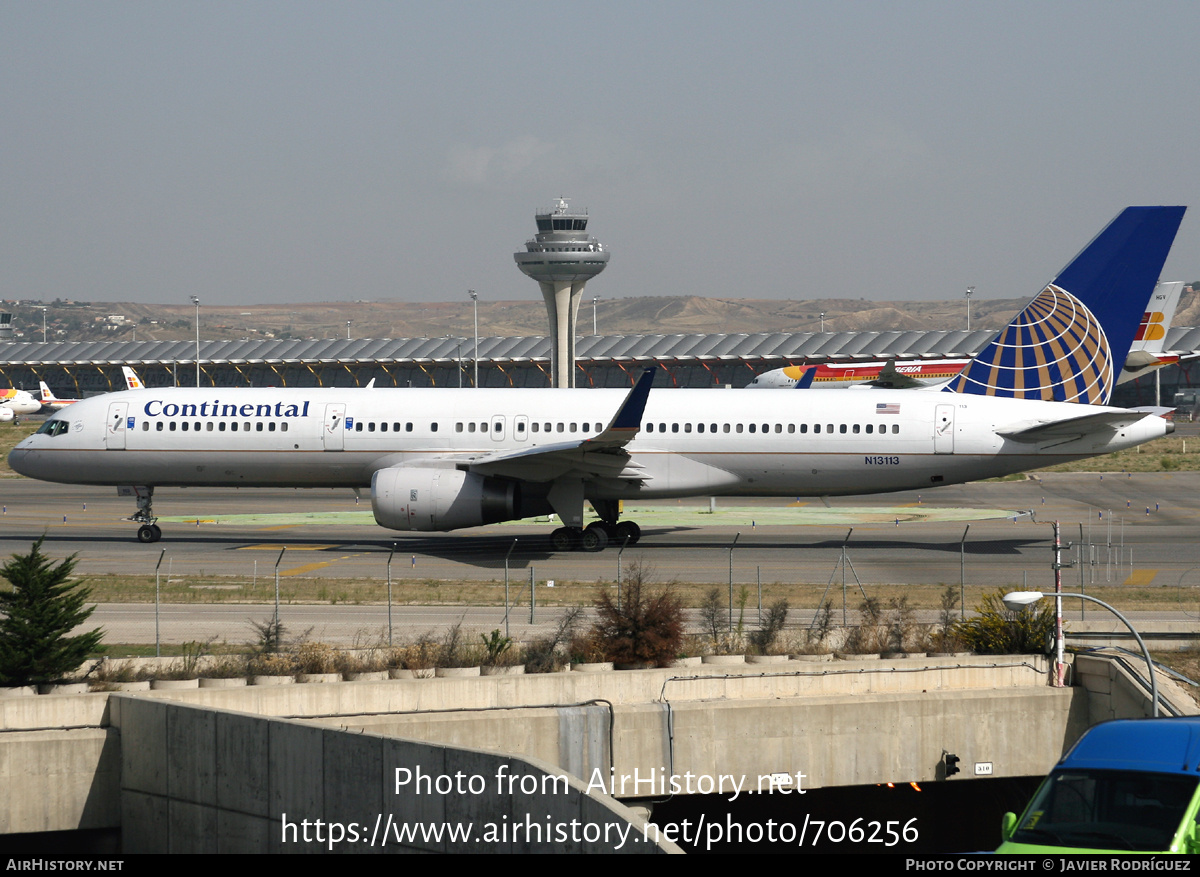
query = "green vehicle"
(998, 717, 1200, 853)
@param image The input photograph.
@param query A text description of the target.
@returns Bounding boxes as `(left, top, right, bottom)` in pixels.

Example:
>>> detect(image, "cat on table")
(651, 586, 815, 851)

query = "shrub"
(480, 629, 514, 666)
(749, 599, 790, 654)
(952, 588, 1055, 654)
(0, 538, 104, 686)
(843, 597, 889, 654)
(930, 586, 966, 653)
(590, 561, 684, 666)
(293, 642, 337, 675)
(804, 600, 835, 650)
(699, 588, 725, 646)
(525, 607, 583, 673)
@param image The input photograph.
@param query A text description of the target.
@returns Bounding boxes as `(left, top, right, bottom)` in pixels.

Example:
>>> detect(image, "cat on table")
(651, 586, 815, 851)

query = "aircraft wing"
(996, 408, 1167, 442)
(465, 368, 655, 482)
(867, 359, 924, 390)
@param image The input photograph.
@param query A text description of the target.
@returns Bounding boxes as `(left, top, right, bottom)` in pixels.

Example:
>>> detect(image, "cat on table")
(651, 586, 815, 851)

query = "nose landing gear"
(121, 485, 162, 543)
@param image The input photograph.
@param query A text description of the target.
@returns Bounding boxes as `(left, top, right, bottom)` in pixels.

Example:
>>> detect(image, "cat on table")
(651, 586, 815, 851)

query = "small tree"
(591, 560, 684, 666)
(749, 599, 789, 654)
(0, 538, 104, 686)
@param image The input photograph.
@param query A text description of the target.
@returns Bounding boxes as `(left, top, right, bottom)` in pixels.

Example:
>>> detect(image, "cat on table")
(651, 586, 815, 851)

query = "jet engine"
(0, 407, 13, 423)
(371, 467, 524, 531)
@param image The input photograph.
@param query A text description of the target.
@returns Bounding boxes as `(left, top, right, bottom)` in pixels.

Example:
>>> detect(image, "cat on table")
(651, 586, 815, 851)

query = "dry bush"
(590, 560, 684, 666)
(525, 606, 584, 673)
(749, 599, 790, 655)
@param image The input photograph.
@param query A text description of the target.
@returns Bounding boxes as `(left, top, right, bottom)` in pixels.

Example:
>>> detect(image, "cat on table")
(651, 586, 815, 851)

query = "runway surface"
(2, 473, 1198, 644)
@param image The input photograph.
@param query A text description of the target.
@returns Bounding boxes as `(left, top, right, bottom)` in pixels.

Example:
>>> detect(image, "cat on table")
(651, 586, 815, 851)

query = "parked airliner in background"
(0, 388, 41, 423)
(38, 382, 81, 412)
(746, 280, 1188, 390)
(8, 206, 1186, 547)
(121, 366, 146, 390)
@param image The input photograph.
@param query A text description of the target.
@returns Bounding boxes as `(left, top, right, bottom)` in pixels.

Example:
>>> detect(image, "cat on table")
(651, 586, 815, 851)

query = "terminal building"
(0, 325, 1197, 410)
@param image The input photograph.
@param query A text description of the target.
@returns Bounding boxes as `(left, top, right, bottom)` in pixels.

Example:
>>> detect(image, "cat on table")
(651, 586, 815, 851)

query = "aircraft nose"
(7, 446, 35, 477)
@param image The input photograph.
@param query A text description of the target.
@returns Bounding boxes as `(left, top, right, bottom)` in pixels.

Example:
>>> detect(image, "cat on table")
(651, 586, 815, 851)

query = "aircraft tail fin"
(39, 381, 57, 402)
(794, 366, 816, 389)
(943, 206, 1185, 405)
(122, 366, 145, 390)
(1131, 280, 1184, 356)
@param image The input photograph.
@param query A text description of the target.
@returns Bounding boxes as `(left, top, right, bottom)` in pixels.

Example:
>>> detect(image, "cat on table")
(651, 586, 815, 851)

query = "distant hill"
(5, 289, 1196, 344)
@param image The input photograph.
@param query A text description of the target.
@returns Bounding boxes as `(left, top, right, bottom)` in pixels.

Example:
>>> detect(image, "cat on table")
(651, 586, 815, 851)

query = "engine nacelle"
(0, 407, 13, 423)
(371, 467, 519, 532)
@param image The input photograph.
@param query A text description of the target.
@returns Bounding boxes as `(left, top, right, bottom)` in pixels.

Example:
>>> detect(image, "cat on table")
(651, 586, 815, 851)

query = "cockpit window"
(36, 420, 70, 437)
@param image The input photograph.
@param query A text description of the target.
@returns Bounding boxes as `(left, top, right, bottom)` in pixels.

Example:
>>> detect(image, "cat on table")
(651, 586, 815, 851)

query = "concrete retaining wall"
(3, 653, 1170, 847)
(111, 696, 675, 853)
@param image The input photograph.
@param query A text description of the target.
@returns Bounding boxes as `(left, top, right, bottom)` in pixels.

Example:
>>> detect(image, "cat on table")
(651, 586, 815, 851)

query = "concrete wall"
(1074, 651, 1199, 723)
(2, 653, 1168, 846)
(331, 686, 1087, 793)
(110, 696, 675, 853)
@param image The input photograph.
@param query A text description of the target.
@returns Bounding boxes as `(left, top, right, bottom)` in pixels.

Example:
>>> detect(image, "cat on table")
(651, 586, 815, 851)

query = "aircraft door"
(490, 415, 505, 441)
(323, 404, 346, 451)
(934, 404, 955, 454)
(514, 415, 529, 442)
(106, 401, 128, 450)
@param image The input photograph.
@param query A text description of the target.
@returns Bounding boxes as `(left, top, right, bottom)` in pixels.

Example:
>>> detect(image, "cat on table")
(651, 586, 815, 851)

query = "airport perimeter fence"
(81, 529, 1165, 655)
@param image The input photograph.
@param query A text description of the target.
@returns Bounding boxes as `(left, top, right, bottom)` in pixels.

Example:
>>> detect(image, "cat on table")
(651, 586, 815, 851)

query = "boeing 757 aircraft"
(8, 206, 1186, 547)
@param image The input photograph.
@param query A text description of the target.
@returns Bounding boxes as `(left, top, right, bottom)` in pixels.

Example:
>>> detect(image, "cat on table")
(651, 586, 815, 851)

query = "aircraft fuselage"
(9, 385, 1170, 501)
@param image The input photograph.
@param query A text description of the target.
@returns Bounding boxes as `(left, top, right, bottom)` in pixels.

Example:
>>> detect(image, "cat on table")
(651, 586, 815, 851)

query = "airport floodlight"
(469, 290, 479, 388)
(189, 296, 201, 388)
(1001, 590, 1043, 609)
(1002, 590, 1159, 716)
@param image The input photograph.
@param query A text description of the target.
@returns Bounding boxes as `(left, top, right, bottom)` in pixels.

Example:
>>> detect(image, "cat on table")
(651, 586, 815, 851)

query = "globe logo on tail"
(943, 284, 1113, 405)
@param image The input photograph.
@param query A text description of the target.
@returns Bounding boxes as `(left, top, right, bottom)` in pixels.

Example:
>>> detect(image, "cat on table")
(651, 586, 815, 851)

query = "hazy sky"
(4, 1, 1198, 308)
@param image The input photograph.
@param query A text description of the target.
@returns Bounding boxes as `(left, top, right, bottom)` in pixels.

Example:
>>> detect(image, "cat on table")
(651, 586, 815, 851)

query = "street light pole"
(1003, 590, 1160, 717)
(965, 286, 975, 332)
(189, 296, 200, 388)
(40, 307, 47, 343)
(468, 290, 478, 388)
(592, 295, 599, 335)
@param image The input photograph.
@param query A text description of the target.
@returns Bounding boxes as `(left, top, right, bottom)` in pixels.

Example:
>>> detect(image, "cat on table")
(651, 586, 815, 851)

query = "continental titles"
(143, 400, 311, 419)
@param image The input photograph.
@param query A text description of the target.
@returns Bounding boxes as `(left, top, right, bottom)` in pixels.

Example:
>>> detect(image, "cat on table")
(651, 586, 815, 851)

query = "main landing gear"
(549, 520, 642, 553)
(123, 485, 162, 543)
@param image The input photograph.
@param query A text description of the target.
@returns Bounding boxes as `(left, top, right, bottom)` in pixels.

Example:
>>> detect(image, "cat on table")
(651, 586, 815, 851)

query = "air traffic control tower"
(514, 198, 609, 387)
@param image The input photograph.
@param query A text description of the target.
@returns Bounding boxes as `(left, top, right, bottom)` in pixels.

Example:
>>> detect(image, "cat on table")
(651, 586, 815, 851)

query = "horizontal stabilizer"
(996, 409, 1161, 442)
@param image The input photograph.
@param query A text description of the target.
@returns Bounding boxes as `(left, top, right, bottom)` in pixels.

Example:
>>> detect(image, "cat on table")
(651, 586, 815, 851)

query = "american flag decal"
(876, 403, 900, 415)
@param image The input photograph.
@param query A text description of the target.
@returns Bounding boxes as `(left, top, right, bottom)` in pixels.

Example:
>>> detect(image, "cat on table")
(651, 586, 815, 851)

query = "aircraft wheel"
(550, 527, 577, 552)
(137, 525, 156, 544)
(614, 521, 641, 545)
(150, 524, 162, 542)
(580, 525, 609, 552)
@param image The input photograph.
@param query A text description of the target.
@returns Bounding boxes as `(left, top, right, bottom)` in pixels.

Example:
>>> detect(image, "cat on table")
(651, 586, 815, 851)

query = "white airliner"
(746, 280, 1188, 390)
(7, 206, 1186, 547)
(38, 381, 82, 412)
(121, 366, 146, 390)
(0, 388, 41, 423)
